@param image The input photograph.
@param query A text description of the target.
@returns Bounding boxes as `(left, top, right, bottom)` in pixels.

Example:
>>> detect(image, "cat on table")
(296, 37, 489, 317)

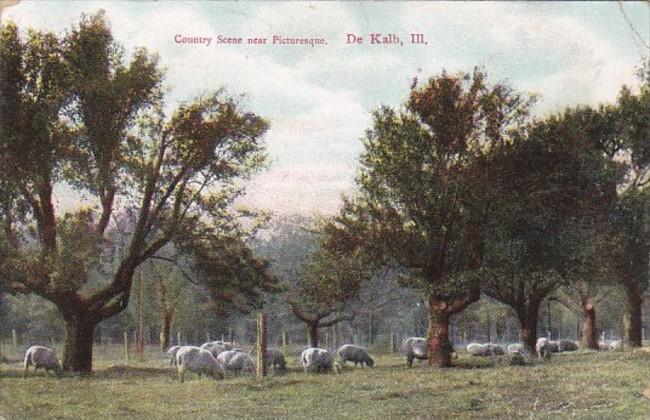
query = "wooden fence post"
(282, 331, 287, 347)
(256, 313, 267, 378)
(177, 331, 181, 346)
(229, 328, 234, 344)
(12, 329, 18, 348)
(390, 332, 395, 353)
(124, 331, 129, 362)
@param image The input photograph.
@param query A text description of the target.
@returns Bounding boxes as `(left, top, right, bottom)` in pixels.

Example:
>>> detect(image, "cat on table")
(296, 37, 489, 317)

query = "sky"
(3, 1, 649, 216)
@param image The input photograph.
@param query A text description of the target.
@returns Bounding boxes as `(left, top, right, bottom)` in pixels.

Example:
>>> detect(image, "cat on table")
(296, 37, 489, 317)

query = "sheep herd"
(19, 335, 624, 380)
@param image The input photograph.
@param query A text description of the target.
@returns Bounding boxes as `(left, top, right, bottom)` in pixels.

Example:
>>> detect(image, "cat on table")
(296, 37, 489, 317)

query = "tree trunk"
(62, 315, 97, 373)
(427, 307, 452, 367)
(580, 299, 599, 350)
(517, 304, 540, 354)
(308, 322, 319, 348)
(623, 286, 643, 347)
(160, 312, 172, 351)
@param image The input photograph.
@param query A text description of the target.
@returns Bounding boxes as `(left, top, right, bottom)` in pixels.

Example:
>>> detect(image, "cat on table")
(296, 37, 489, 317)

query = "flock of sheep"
(20, 335, 624, 379)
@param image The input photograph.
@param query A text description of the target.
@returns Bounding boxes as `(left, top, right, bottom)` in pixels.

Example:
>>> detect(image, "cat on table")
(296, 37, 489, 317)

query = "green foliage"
(326, 69, 532, 300)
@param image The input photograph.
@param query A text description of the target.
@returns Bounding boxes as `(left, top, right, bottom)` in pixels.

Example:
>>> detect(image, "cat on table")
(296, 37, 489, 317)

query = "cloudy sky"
(3, 1, 649, 216)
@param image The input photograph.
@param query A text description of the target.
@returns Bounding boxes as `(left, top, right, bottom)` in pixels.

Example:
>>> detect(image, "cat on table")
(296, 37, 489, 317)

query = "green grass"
(2, 346, 650, 419)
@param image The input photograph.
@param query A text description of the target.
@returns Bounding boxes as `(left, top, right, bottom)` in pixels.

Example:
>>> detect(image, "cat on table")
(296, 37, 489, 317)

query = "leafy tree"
(0, 13, 269, 372)
(323, 69, 532, 366)
(287, 244, 371, 348)
(482, 112, 617, 352)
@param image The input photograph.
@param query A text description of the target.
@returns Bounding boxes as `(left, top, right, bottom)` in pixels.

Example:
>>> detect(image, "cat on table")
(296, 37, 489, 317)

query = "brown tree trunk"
(623, 286, 643, 347)
(517, 303, 540, 354)
(426, 290, 479, 368)
(160, 312, 172, 351)
(308, 323, 319, 347)
(581, 299, 599, 350)
(62, 314, 97, 373)
(427, 307, 452, 367)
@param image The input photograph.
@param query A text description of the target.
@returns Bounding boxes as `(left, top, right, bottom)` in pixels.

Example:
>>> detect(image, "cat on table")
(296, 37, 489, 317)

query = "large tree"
(323, 69, 532, 367)
(0, 13, 269, 372)
(482, 112, 617, 352)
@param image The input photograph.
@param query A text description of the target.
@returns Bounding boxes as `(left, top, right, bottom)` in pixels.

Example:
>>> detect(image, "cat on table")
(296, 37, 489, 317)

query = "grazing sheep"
(466, 343, 499, 356)
(175, 345, 201, 367)
(176, 347, 223, 382)
(403, 337, 427, 367)
(166, 345, 181, 367)
(337, 344, 375, 367)
(557, 340, 578, 352)
(507, 343, 524, 354)
(23, 345, 62, 377)
(599, 339, 621, 351)
(301, 347, 334, 373)
(266, 348, 287, 371)
(487, 343, 506, 355)
(217, 350, 255, 374)
(536, 338, 554, 359)
(200, 341, 229, 358)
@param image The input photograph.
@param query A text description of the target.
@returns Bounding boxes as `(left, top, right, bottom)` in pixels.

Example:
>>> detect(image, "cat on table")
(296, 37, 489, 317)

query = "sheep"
(557, 340, 578, 352)
(176, 347, 223, 382)
(507, 343, 524, 354)
(166, 345, 181, 367)
(23, 345, 62, 377)
(599, 339, 621, 351)
(301, 347, 334, 373)
(251, 348, 287, 371)
(536, 337, 554, 359)
(200, 341, 229, 358)
(217, 350, 255, 374)
(487, 343, 506, 355)
(336, 344, 375, 368)
(466, 343, 494, 356)
(175, 345, 201, 367)
(403, 337, 427, 367)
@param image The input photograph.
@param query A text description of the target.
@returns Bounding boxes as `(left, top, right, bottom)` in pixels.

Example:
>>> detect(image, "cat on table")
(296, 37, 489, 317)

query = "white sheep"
(301, 347, 334, 373)
(507, 343, 524, 354)
(599, 339, 621, 351)
(23, 345, 62, 377)
(200, 341, 229, 358)
(175, 345, 201, 367)
(466, 343, 492, 356)
(536, 337, 554, 359)
(166, 345, 181, 367)
(217, 350, 255, 374)
(176, 347, 223, 382)
(336, 344, 374, 367)
(403, 337, 427, 367)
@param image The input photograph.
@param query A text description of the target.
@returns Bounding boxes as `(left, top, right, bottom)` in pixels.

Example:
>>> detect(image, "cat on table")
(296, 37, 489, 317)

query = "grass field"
(2, 345, 650, 419)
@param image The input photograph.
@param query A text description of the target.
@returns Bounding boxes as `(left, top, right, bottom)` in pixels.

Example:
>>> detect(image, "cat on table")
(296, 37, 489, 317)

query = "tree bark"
(62, 314, 97, 373)
(427, 307, 452, 367)
(426, 290, 479, 368)
(623, 286, 643, 347)
(160, 312, 172, 351)
(517, 302, 540, 354)
(308, 322, 319, 348)
(580, 299, 599, 350)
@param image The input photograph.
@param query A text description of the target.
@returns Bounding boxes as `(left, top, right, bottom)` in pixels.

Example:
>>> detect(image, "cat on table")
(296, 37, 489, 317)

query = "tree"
(483, 111, 617, 352)
(611, 76, 650, 347)
(0, 13, 269, 372)
(323, 69, 532, 366)
(287, 245, 369, 348)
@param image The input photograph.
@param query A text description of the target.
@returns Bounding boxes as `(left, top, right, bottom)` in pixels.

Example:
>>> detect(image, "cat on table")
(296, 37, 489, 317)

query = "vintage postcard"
(0, 1, 649, 419)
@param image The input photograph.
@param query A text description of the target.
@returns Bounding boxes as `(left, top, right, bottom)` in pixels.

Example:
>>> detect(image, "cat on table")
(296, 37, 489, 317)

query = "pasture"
(2, 345, 650, 419)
